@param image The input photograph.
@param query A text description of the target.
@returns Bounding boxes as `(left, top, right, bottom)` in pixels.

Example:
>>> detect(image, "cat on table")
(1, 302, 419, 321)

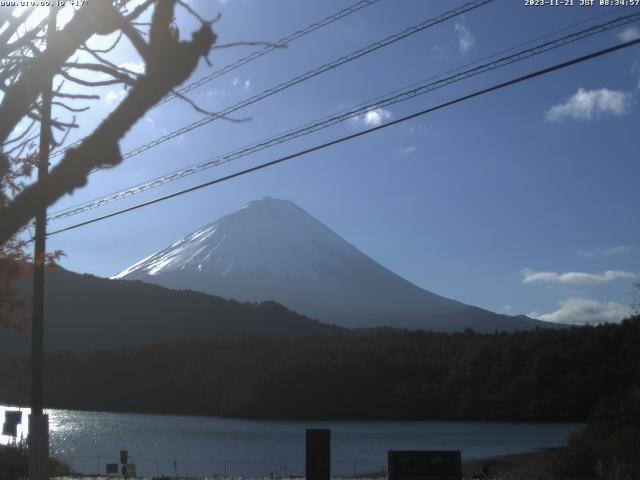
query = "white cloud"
(522, 268, 637, 286)
(206, 86, 228, 98)
(532, 297, 632, 325)
(545, 88, 633, 122)
(604, 245, 635, 256)
(353, 108, 392, 127)
(119, 62, 145, 75)
(632, 59, 640, 92)
(232, 78, 251, 89)
(104, 90, 126, 104)
(500, 304, 512, 313)
(618, 26, 640, 43)
(454, 18, 474, 54)
(431, 45, 446, 57)
(577, 245, 635, 258)
(408, 123, 428, 134)
(399, 145, 416, 155)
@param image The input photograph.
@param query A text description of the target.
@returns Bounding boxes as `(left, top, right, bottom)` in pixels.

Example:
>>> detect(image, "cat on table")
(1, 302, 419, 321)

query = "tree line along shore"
(0, 315, 638, 421)
(1, 317, 639, 478)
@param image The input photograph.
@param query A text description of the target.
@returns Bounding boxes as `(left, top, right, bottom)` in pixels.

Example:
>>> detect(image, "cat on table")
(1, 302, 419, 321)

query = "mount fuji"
(114, 197, 550, 332)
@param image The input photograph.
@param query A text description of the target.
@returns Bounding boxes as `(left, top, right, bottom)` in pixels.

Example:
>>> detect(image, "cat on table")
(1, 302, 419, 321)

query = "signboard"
(388, 450, 462, 480)
(306, 429, 330, 480)
(126, 464, 137, 477)
(2, 411, 22, 437)
(106, 463, 119, 474)
(120, 450, 128, 464)
(1, 422, 16, 436)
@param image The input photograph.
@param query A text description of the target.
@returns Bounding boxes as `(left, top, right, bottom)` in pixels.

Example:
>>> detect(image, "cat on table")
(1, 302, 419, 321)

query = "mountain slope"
(0, 268, 343, 353)
(115, 197, 552, 332)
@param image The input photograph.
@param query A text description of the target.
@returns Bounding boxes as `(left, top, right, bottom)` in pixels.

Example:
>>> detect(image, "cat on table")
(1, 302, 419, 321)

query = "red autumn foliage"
(0, 153, 64, 331)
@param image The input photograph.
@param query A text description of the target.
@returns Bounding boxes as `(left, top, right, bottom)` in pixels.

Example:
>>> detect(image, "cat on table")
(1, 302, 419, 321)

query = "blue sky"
(17, 0, 640, 324)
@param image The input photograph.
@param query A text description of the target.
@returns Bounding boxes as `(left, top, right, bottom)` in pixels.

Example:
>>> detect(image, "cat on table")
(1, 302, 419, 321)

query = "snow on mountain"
(114, 197, 546, 331)
(115, 197, 374, 281)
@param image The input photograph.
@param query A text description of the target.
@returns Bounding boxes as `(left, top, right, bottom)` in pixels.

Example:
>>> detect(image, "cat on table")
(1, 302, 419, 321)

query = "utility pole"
(29, 6, 57, 480)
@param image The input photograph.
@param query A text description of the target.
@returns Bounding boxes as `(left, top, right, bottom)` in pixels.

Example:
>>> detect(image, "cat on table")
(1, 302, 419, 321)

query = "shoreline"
(347, 448, 563, 480)
(2, 404, 571, 479)
(462, 448, 562, 480)
(43, 448, 566, 479)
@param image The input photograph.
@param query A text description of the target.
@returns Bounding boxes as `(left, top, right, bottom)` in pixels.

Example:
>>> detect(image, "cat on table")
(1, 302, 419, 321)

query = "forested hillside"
(1, 316, 638, 420)
(0, 268, 343, 353)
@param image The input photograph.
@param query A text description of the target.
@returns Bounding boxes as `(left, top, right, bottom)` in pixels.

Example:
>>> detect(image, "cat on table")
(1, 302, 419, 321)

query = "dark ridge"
(0, 267, 344, 353)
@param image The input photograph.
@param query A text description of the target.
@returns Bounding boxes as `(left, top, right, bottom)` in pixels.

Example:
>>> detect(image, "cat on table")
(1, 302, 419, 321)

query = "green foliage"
(0, 316, 639, 421)
(553, 386, 640, 479)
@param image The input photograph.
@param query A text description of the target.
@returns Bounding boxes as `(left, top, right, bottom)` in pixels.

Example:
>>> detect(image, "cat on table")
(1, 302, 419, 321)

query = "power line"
(46, 11, 640, 222)
(48, 0, 495, 165)
(48, 0, 381, 159)
(45, 36, 640, 238)
(158, 0, 381, 105)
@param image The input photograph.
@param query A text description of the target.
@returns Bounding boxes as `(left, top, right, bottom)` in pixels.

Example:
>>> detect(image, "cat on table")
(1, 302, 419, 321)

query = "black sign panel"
(120, 450, 128, 464)
(2, 422, 16, 436)
(106, 463, 119, 474)
(126, 464, 136, 477)
(2, 411, 22, 436)
(306, 429, 330, 480)
(388, 450, 462, 480)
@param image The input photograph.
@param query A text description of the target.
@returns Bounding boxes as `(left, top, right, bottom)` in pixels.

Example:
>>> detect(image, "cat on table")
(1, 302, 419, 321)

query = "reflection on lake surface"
(1, 405, 582, 477)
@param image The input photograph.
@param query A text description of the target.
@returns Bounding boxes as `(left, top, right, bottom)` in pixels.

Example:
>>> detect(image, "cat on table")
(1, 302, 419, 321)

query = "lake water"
(1, 405, 582, 478)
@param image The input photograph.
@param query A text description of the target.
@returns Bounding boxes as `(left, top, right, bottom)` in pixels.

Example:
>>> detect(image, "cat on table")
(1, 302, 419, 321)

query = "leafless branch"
(0, 1, 129, 145)
(54, 92, 100, 100)
(51, 101, 90, 113)
(82, 31, 124, 54)
(1, 118, 37, 147)
(58, 69, 132, 88)
(178, 0, 220, 26)
(52, 122, 75, 148)
(0, 0, 218, 244)
(171, 89, 251, 122)
(64, 61, 138, 83)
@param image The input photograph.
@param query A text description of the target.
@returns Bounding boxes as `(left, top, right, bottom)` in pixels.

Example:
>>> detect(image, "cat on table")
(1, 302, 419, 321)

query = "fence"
(57, 454, 388, 479)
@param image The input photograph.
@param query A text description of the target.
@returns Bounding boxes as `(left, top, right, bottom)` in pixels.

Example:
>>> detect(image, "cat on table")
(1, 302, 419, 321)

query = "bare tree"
(0, 0, 219, 327)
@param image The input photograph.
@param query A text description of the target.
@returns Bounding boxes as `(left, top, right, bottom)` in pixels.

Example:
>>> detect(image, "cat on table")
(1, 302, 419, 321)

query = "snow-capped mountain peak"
(114, 197, 370, 281)
(113, 197, 545, 332)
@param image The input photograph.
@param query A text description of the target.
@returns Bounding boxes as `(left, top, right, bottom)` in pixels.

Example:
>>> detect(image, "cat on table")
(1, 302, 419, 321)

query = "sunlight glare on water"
(1, 404, 582, 478)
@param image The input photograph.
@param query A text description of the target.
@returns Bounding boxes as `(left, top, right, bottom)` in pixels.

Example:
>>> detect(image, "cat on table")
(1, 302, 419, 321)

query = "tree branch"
(0, 9, 217, 245)
(0, 1, 126, 145)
